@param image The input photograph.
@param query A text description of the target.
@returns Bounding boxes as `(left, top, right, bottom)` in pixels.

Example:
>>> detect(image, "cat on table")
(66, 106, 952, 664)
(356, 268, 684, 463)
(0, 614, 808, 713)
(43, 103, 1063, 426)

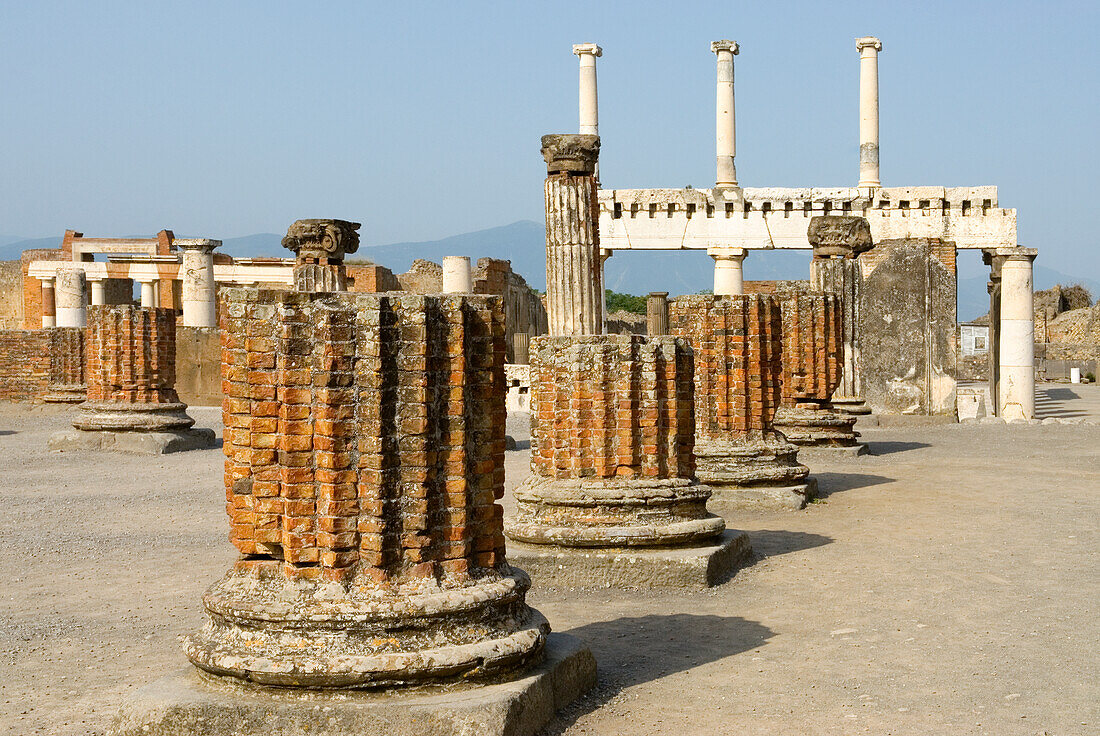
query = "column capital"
(541, 134, 600, 175)
(175, 238, 221, 254)
(648, 291, 669, 299)
(856, 36, 882, 53)
(711, 40, 739, 55)
(808, 215, 873, 259)
(39, 275, 56, 284)
(707, 246, 747, 262)
(282, 220, 360, 262)
(991, 246, 1038, 263)
(572, 43, 602, 57)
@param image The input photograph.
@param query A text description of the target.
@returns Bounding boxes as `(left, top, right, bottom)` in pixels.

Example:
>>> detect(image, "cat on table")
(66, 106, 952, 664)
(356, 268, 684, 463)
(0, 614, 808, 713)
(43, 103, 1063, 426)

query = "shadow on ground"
(0, 430, 16, 436)
(1035, 387, 1088, 418)
(539, 613, 773, 735)
(510, 439, 531, 451)
(866, 441, 930, 456)
(746, 529, 832, 558)
(811, 472, 894, 499)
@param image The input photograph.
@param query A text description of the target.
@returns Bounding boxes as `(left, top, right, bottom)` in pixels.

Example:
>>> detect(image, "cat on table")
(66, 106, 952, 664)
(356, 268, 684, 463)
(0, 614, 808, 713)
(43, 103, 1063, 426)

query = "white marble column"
(573, 43, 602, 136)
(54, 268, 87, 328)
(178, 238, 220, 327)
(139, 279, 156, 308)
(441, 256, 473, 293)
(711, 40, 739, 189)
(709, 247, 746, 296)
(996, 247, 1038, 420)
(89, 278, 106, 306)
(542, 133, 602, 336)
(40, 277, 56, 328)
(856, 36, 882, 189)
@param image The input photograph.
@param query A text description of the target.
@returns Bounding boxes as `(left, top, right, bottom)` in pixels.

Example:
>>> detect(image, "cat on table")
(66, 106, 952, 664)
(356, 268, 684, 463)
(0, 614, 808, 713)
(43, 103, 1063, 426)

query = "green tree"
(604, 290, 647, 315)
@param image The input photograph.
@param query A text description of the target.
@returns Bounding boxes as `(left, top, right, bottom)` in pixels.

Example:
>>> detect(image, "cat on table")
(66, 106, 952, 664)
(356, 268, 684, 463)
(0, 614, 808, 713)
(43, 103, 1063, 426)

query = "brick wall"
(528, 334, 695, 480)
(48, 327, 85, 388)
(85, 305, 180, 404)
(778, 293, 843, 404)
(670, 294, 783, 438)
(220, 289, 508, 584)
(347, 264, 400, 292)
(743, 279, 811, 297)
(0, 330, 51, 401)
(21, 248, 63, 329)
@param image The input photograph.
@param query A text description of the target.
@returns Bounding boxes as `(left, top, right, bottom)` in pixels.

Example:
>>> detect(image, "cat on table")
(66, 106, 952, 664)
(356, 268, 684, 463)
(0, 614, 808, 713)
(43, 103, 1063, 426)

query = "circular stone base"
(773, 404, 860, 447)
(72, 401, 195, 431)
(184, 566, 548, 689)
(505, 475, 725, 547)
(695, 434, 810, 488)
(41, 384, 87, 404)
(830, 397, 872, 416)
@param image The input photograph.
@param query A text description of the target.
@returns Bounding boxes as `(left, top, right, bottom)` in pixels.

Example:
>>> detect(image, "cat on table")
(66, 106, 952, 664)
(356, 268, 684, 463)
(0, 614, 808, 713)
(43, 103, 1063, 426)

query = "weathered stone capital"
(711, 40, 739, 55)
(282, 219, 361, 261)
(541, 134, 600, 175)
(572, 43, 602, 57)
(707, 246, 747, 262)
(648, 291, 669, 298)
(174, 238, 221, 254)
(991, 246, 1038, 263)
(856, 36, 882, 53)
(808, 216, 873, 258)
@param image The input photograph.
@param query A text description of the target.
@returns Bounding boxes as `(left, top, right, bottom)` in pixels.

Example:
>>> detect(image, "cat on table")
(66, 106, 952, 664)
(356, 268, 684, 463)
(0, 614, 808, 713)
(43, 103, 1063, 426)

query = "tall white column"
(709, 247, 746, 296)
(139, 279, 156, 308)
(40, 277, 56, 328)
(89, 278, 106, 306)
(178, 239, 220, 327)
(441, 256, 473, 293)
(856, 36, 882, 189)
(997, 247, 1038, 421)
(573, 43, 602, 136)
(54, 268, 87, 328)
(711, 40, 739, 189)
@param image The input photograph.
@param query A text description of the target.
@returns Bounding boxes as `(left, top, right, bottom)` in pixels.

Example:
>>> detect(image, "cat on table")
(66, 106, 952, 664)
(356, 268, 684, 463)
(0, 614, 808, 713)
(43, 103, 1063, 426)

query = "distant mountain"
(3, 222, 1095, 318)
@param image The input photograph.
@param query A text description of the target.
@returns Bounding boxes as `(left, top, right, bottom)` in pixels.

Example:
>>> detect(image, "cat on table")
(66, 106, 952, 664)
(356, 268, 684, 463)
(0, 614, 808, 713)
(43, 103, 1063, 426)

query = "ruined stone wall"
(779, 293, 843, 403)
(220, 289, 508, 583)
(743, 280, 812, 297)
(670, 295, 783, 438)
(0, 261, 23, 330)
(347, 264, 401, 293)
(85, 306, 179, 404)
(21, 248, 63, 329)
(0, 330, 51, 401)
(528, 334, 695, 480)
(396, 259, 443, 294)
(473, 257, 548, 349)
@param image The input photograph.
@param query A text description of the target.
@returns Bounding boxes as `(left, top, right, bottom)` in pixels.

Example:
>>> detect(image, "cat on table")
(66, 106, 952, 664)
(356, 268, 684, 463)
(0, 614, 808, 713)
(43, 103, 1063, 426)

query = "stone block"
(48, 428, 217, 455)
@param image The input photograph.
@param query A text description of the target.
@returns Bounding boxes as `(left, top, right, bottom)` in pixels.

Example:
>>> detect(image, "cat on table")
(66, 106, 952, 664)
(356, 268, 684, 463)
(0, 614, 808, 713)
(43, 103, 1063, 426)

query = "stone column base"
(41, 384, 87, 404)
(107, 633, 596, 736)
(505, 475, 725, 547)
(696, 436, 817, 510)
(48, 427, 216, 455)
(72, 401, 196, 431)
(829, 396, 872, 415)
(506, 529, 751, 589)
(773, 403, 860, 447)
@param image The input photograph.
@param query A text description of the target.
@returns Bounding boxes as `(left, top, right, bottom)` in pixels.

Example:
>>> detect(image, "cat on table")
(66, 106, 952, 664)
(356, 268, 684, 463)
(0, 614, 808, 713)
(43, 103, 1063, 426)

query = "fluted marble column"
(996, 247, 1038, 420)
(178, 239, 220, 327)
(712, 40, 739, 189)
(856, 36, 882, 189)
(542, 133, 603, 336)
(54, 269, 87, 328)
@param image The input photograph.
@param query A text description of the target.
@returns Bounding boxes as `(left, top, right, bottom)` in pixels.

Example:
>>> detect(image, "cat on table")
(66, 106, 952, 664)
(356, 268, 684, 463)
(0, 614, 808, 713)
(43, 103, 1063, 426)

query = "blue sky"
(0, 1, 1095, 275)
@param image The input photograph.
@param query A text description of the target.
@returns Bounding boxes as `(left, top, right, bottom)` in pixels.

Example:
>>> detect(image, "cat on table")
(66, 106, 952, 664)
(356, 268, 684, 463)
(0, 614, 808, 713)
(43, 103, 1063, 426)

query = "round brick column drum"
(772, 293, 859, 446)
(670, 295, 815, 507)
(184, 289, 547, 688)
(505, 334, 725, 547)
(42, 327, 87, 404)
(74, 305, 194, 431)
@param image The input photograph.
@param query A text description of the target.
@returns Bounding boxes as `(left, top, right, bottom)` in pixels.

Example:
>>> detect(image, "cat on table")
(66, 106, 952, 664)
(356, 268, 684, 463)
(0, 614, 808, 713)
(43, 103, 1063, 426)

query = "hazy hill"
(2, 222, 1096, 320)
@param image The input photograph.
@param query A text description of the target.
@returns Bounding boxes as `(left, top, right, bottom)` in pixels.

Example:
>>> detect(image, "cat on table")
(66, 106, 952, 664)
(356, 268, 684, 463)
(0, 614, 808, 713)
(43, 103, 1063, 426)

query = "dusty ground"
(1, 384, 1097, 735)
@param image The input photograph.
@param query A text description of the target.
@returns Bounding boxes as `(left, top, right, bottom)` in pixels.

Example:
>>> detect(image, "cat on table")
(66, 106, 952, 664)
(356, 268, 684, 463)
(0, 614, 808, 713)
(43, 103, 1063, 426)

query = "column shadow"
(1035, 387, 1088, 418)
(811, 471, 894, 499)
(746, 529, 832, 558)
(539, 613, 774, 735)
(865, 441, 930, 455)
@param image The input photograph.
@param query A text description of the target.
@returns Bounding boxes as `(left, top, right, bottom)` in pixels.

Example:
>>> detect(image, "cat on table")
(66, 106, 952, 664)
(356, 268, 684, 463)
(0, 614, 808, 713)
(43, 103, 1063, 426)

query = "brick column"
(772, 292, 862, 449)
(41, 327, 86, 404)
(507, 334, 723, 548)
(40, 277, 56, 328)
(670, 294, 816, 509)
(185, 289, 548, 688)
(542, 134, 603, 336)
(809, 215, 873, 415)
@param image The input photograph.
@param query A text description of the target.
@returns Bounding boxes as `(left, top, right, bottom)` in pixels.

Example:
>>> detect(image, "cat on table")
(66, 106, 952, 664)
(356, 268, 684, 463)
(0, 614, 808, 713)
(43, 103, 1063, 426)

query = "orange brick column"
(42, 327, 86, 404)
(670, 294, 816, 509)
(72, 305, 196, 431)
(184, 288, 548, 688)
(505, 334, 725, 547)
(772, 292, 861, 447)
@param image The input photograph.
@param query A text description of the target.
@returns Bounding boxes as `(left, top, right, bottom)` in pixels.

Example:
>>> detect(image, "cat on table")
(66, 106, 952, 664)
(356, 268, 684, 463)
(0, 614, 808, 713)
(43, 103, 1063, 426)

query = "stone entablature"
(598, 185, 1015, 251)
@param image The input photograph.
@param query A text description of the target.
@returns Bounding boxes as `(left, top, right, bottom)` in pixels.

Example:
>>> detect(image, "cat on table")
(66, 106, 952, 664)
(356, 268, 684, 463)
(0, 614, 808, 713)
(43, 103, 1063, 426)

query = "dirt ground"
(1, 384, 1097, 736)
